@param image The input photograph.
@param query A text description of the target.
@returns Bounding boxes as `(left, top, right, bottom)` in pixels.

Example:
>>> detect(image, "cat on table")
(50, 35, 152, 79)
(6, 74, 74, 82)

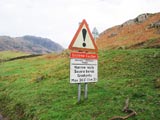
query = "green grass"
(0, 51, 30, 60)
(0, 49, 160, 120)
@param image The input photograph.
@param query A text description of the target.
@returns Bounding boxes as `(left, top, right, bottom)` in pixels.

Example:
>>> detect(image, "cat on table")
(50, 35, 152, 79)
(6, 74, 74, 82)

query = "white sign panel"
(70, 52, 98, 83)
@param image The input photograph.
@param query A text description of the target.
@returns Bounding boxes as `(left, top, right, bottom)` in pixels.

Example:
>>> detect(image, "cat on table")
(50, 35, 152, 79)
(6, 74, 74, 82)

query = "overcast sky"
(0, 0, 160, 48)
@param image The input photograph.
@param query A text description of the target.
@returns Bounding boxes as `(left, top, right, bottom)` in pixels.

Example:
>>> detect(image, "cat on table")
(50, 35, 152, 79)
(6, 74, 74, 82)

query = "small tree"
(92, 27, 99, 40)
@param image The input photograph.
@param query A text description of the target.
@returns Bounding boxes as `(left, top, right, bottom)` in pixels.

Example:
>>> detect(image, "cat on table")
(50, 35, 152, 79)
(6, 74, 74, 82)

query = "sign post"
(78, 83, 81, 102)
(84, 83, 88, 99)
(68, 19, 98, 103)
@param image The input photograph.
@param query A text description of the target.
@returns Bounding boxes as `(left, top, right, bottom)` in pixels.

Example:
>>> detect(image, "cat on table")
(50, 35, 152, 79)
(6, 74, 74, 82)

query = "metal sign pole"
(78, 83, 81, 102)
(84, 83, 88, 99)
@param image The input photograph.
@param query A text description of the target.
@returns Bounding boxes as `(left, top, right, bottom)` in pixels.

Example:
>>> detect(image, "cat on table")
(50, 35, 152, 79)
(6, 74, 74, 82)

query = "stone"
(154, 21, 160, 28)
(122, 19, 135, 26)
(108, 32, 117, 38)
(135, 13, 149, 23)
(148, 20, 160, 29)
(122, 13, 151, 26)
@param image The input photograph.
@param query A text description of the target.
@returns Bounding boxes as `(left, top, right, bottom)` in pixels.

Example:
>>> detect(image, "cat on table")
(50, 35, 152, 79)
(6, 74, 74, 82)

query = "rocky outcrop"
(122, 19, 135, 26)
(122, 13, 151, 26)
(96, 12, 160, 49)
(149, 20, 160, 29)
(108, 32, 117, 38)
(135, 13, 150, 22)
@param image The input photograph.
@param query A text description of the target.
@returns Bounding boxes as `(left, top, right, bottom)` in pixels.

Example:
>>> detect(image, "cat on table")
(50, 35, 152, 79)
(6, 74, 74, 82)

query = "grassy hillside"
(0, 49, 160, 120)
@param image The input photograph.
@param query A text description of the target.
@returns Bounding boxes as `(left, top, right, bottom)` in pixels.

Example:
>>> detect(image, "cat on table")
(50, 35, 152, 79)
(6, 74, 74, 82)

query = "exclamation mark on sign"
(82, 28, 87, 47)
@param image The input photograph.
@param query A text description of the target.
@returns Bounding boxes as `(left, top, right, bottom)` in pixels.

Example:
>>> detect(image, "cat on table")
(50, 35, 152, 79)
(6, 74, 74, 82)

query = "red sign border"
(68, 19, 98, 52)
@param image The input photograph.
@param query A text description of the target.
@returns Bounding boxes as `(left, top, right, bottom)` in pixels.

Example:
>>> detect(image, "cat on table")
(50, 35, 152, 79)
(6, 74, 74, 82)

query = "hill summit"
(0, 35, 64, 54)
(96, 12, 160, 49)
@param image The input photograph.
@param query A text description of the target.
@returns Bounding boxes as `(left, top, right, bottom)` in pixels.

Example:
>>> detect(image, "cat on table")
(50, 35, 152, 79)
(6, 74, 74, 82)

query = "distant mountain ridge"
(96, 12, 160, 49)
(0, 35, 64, 54)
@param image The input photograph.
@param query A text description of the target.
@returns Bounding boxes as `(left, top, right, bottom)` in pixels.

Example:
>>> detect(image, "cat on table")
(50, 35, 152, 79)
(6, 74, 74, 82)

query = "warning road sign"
(70, 52, 98, 83)
(68, 20, 98, 101)
(68, 19, 98, 52)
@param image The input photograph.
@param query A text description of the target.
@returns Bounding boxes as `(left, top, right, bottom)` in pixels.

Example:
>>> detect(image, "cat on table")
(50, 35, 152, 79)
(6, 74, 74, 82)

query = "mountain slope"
(0, 35, 64, 54)
(96, 12, 160, 49)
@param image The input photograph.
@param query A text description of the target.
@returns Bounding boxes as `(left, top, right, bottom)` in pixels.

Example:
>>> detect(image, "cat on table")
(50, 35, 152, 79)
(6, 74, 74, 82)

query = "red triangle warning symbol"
(68, 19, 98, 52)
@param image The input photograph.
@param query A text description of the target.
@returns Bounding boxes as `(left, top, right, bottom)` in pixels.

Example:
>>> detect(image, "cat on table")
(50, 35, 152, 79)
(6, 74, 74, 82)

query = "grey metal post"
(84, 83, 88, 99)
(78, 83, 81, 102)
